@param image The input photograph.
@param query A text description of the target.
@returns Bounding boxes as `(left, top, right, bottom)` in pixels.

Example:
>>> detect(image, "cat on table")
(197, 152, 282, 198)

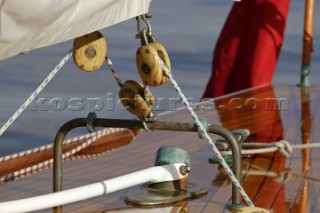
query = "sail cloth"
(0, 0, 152, 61)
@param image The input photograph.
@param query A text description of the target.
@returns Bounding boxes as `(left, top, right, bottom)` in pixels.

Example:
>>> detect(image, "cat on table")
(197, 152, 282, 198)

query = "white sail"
(0, 0, 152, 61)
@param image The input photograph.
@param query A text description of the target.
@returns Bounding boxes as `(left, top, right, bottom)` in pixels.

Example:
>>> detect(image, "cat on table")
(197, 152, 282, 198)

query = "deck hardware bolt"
(84, 47, 96, 58)
(179, 165, 190, 176)
(125, 145, 208, 205)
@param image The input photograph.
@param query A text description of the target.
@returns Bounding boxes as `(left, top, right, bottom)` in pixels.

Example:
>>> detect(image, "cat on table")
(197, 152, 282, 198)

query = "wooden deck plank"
(1, 84, 320, 212)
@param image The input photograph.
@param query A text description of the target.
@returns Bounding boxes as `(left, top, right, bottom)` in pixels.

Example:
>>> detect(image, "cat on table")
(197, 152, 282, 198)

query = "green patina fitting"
(125, 146, 208, 206)
(209, 156, 233, 164)
(299, 64, 311, 87)
(226, 202, 245, 209)
(86, 112, 97, 133)
(154, 146, 190, 191)
(155, 146, 191, 167)
(209, 154, 253, 165)
(197, 118, 208, 139)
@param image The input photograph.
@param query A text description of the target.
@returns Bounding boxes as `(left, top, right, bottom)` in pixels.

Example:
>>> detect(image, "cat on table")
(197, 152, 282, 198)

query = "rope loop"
(274, 168, 292, 183)
(275, 140, 293, 158)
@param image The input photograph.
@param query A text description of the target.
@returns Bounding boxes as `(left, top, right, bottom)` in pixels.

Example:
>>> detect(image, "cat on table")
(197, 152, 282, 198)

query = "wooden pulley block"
(136, 42, 171, 87)
(73, 31, 107, 72)
(136, 46, 162, 87)
(150, 42, 171, 83)
(119, 80, 155, 118)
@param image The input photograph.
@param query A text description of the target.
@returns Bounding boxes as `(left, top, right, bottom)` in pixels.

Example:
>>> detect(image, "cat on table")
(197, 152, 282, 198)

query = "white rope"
(220, 140, 320, 158)
(161, 61, 254, 207)
(0, 164, 186, 213)
(0, 50, 73, 136)
(106, 57, 123, 87)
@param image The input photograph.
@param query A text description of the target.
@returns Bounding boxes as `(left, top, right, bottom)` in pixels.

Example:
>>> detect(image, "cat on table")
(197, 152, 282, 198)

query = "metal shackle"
(139, 28, 155, 46)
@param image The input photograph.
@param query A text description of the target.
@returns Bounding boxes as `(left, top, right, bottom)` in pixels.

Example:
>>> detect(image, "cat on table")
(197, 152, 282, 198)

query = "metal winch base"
(125, 146, 208, 206)
(125, 181, 208, 206)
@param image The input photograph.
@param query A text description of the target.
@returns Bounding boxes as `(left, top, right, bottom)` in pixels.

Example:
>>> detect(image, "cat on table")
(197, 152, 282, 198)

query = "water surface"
(0, 0, 319, 156)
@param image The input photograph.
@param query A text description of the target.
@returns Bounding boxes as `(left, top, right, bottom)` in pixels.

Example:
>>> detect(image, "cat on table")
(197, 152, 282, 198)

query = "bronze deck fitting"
(53, 118, 242, 206)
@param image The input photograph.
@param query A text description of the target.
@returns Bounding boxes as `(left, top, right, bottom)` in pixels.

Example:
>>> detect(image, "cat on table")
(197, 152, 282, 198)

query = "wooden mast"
(295, 87, 312, 212)
(300, 0, 315, 87)
(294, 1, 315, 208)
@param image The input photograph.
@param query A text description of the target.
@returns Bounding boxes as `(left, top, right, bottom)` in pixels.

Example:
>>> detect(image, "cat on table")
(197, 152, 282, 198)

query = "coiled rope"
(0, 50, 73, 136)
(160, 60, 254, 207)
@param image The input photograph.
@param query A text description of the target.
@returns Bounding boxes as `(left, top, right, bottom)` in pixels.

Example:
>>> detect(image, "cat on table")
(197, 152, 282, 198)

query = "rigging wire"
(0, 50, 73, 136)
(106, 57, 124, 87)
(160, 60, 254, 207)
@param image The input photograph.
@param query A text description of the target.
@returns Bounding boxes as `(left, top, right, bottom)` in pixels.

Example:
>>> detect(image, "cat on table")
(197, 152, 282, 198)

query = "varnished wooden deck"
(1, 84, 320, 212)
